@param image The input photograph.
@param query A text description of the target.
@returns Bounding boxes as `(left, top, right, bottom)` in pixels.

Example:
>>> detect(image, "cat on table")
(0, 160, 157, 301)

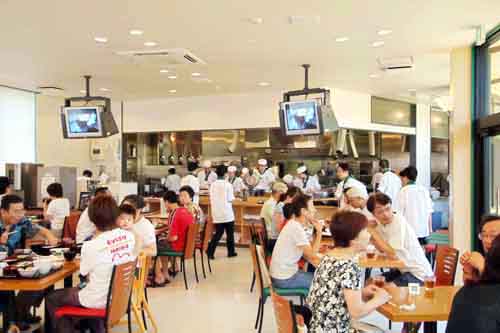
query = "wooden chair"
(195, 219, 214, 278)
(435, 245, 459, 286)
(55, 260, 137, 333)
(258, 218, 271, 256)
(156, 223, 200, 290)
(62, 211, 82, 241)
(271, 292, 305, 333)
(250, 243, 308, 333)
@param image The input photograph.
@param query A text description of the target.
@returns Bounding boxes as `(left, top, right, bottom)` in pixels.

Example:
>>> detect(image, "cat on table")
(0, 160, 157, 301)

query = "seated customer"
(366, 193, 433, 286)
(46, 195, 139, 333)
(460, 215, 500, 283)
(260, 182, 288, 243)
(271, 187, 301, 247)
(307, 211, 390, 333)
(43, 182, 71, 238)
(277, 203, 295, 232)
(0, 195, 59, 330)
(179, 185, 205, 225)
(343, 187, 374, 222)
(76, 187, 110, 243)
(270, 195, 323, 290)
(447, 235, 500, 333)
(121, 195, 157, 257)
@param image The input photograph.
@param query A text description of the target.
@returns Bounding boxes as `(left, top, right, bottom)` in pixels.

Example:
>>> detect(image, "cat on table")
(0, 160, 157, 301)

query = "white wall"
(416, 103, 431, 187)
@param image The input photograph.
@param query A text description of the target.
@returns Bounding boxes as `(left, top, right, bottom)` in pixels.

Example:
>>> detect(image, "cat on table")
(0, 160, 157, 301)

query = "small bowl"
(52, 262, 63, 270)
(36, 259, 53, 275)
(18, 267, 39, 278)
(0, 252, 8, 261)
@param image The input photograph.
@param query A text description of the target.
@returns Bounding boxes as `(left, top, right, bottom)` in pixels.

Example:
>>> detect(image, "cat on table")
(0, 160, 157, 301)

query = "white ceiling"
(0, 0, 499, 100)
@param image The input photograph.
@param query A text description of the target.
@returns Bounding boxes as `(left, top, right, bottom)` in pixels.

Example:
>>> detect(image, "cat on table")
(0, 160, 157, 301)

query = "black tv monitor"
(279, 100, 323, 136)
(61, 106, 118, 139)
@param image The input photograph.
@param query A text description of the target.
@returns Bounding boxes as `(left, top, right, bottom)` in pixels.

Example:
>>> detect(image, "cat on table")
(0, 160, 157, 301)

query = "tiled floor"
(133, 248, 448, 333)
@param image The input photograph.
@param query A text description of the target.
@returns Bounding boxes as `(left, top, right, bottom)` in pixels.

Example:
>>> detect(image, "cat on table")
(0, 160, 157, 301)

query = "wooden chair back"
(62, 211, 82, 241)
(271, 292, 298, 333)
(255, 245, 272, 288)
(134, 253, 150, 295)
(202, 219, 214, 252)
(183, 223, 200, 260)
(259, 218, 270, 253)
(250, 243, 266, 299)
(106, 260, 137, 328)
(435, 245, 459, 286)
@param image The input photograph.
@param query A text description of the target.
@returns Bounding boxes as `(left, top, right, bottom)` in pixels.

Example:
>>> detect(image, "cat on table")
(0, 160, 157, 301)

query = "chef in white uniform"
(282, 174, 294, 187)
(198, 160, 217, 190)
(334, 162, 368, 208)
(226, 166, 248, 195)
(293, 165, 321, 194)
(253, 159, 276, 194)
(397, 166, 434, 243)
(377, 159, 402, 209)
(181, 161, 201, 205)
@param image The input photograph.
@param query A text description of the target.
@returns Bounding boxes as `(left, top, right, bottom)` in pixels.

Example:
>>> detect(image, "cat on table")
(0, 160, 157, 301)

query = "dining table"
(377, 286, 460, 333)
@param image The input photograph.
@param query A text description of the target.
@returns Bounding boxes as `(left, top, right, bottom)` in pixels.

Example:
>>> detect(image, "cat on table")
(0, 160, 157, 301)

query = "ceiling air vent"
(115, 48, 206, 65)
(377, 56, 414, 73)
(37, 86, 65, 96)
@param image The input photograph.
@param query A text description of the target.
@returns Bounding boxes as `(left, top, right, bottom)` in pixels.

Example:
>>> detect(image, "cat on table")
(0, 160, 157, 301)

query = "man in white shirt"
(164, 167, 181, 194)
(121, 194, 157, 257)
(181, 162, 201, 205)
(198, 160, 217, 190)
(293, 165, 321, 195)
(44, 182, 71, 238)
(367, 193, 433, 286)
(397, 166, 434, 243)
(76, 187, 110, 243)
(377, 159, 402, 209)
(207, 165, 237, 259)
(254, 159, 276, 195)
(334, 162, 368, 208)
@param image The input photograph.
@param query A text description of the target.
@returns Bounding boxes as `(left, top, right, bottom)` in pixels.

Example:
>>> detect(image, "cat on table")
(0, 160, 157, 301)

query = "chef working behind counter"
(293, 165, 321, 195)
(198, 160, 217, 190)
(226, 165, 248, 196)
(334, 162, 368, 208)
(253, 159, 276, 196)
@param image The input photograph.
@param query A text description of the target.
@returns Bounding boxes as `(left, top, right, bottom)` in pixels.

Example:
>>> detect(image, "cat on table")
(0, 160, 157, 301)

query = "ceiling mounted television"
(61, 106, 118, 139)
(279, 100, 323, 136)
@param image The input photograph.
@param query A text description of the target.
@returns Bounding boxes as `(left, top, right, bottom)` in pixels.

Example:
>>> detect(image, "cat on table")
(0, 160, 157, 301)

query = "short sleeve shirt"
(47, 198, 71, 230)
(0, 218, 41, 255)
(132, 217, 157, 253)
(209, 180, 235, 223)
(169, 207, 194, 252)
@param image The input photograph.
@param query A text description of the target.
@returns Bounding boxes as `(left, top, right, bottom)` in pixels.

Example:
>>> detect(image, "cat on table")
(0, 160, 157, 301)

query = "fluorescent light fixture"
(369, 74, 380, 79)
(258, 82, 271, 87)
(169, 89, 177, 93)
(335, 37, 349, 42)
(371, 41, 385, 47)
(160, 69, 169, 73)
(167, 75, 177, 79)
(191, 72, 201, 77)
(94, 37, 108, 43)
(100, 88, 110, 92)
(377, 29, 393, 36)
(129, 29, 144, 36)
(79, 90, 86, 94)
(408, 88, 417, 92)
(144, 41, 157, 47)
(247, 17, 263, 24)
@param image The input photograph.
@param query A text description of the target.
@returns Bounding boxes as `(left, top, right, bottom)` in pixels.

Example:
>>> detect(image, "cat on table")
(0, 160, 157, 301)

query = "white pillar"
(449, 47, 473, 281)
(416, 103, 431, 187)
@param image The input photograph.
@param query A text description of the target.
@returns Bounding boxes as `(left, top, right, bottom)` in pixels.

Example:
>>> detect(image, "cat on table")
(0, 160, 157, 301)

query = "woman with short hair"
(44, 182, 70, 238)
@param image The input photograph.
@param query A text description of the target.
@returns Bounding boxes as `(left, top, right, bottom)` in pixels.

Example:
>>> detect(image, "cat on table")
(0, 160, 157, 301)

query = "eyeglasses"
(478, 232, 500, 241)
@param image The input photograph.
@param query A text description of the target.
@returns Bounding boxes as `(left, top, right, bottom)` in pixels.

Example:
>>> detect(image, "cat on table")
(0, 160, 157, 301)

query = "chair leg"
(258, 299, 265, 333)
(207, 252, 212, 273)
(142, 300, 159, 333)
(254, 298, 262, 329)
(250, 272, 256, 292)
(389, 320, 392, 330)
(127, 307, 132, 333)
(182, 258, 188, 290)
(200, 249, 207, 279)
(131, 303, 147, 333)
(193, 251, 200, 283)
(141, 303, 148, 331)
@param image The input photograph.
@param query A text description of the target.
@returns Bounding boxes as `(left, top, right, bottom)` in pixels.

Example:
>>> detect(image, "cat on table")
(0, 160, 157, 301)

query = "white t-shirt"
(209, 179, 235, 223)
(78, 228, 136, 308)
(335, 177, 368, 208)
(76, 208, 97, 243)
(198, 170, 217, 190)
(46, 198, 71, 231)
(260, 197, 277, 234)
(270, 220, 310, 280)
(397, 184, 434, 238)
(378, 171, 402, 209)
(180, 174, 200, 205)
(165, 174, 181, 194)
(376, 213, 433, 281)
(132, 217, 157, 254)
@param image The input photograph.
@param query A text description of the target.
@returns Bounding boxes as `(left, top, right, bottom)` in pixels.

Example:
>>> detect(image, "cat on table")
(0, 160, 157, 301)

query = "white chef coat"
(165, 174, 181, 194)
(371, 172, 384, 190)
(292, 175, 321, 194)
(227, 176, 248, 194)
(378, 171, 402, 209)
(334, 177, 368, 208)
(180, 174, 201, 205)
(396, 183, 434, 238)
(254, 168, 276, 192)
(197, 170, 217, 190)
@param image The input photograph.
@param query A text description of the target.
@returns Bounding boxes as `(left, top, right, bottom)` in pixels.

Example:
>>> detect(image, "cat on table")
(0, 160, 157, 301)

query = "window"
(371, 97, 416, 127)
(490, 40, 500, 114)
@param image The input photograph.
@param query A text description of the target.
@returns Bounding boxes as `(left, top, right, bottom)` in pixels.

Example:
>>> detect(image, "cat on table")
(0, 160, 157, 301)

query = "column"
(415, 103, 431, 187)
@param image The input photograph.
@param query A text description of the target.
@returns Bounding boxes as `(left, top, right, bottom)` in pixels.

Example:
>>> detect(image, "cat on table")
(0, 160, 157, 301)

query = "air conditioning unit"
(115, 48, 206, 65)
(378, 56, 414, 73)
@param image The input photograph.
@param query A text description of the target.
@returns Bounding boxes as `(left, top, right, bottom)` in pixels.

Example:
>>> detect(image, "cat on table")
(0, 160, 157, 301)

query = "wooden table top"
(377, 286, 460, 322)
(0, 260, 79, 291)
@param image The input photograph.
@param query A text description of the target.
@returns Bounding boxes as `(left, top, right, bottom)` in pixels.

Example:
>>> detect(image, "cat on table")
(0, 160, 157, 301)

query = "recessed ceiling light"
(191, 72, 201, 77)
(160, 69, 169, 73)
(167, 75, 177, 79)
(258, 82, 271, 87)
(169, 89, 177, 93)
(372, 41, 385, 47)
(94, 37, 108, 43)
(215, 85, 222, 90)
(247, 17, 263, 24)
(144, 41, 157, 47)
(408, 88, 417, 92)
(100, 88, 110, 92)
(377, 29, 393, 36)
(335, 37, 349, 42)
(129, 29, 144, 36)
(79, 90, 86, 94)
(369, 74, 380, 79)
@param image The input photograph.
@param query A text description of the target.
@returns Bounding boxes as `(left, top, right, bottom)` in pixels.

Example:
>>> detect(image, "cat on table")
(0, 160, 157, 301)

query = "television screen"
(280, 100, 322, 136)
(64, 107, 103, 138)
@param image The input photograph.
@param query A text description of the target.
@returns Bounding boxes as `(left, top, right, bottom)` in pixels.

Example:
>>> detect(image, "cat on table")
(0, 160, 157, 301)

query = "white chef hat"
(282, 174, 294, 184)
(258, 159, 267, 166)
(202, 160, 212, 168)
(228, 166, 237, 173)
(241, 167, 249, 175)
(346, 187, 368, 200)
(272, 182, 288, 193)
(297, 165, 307, 174)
